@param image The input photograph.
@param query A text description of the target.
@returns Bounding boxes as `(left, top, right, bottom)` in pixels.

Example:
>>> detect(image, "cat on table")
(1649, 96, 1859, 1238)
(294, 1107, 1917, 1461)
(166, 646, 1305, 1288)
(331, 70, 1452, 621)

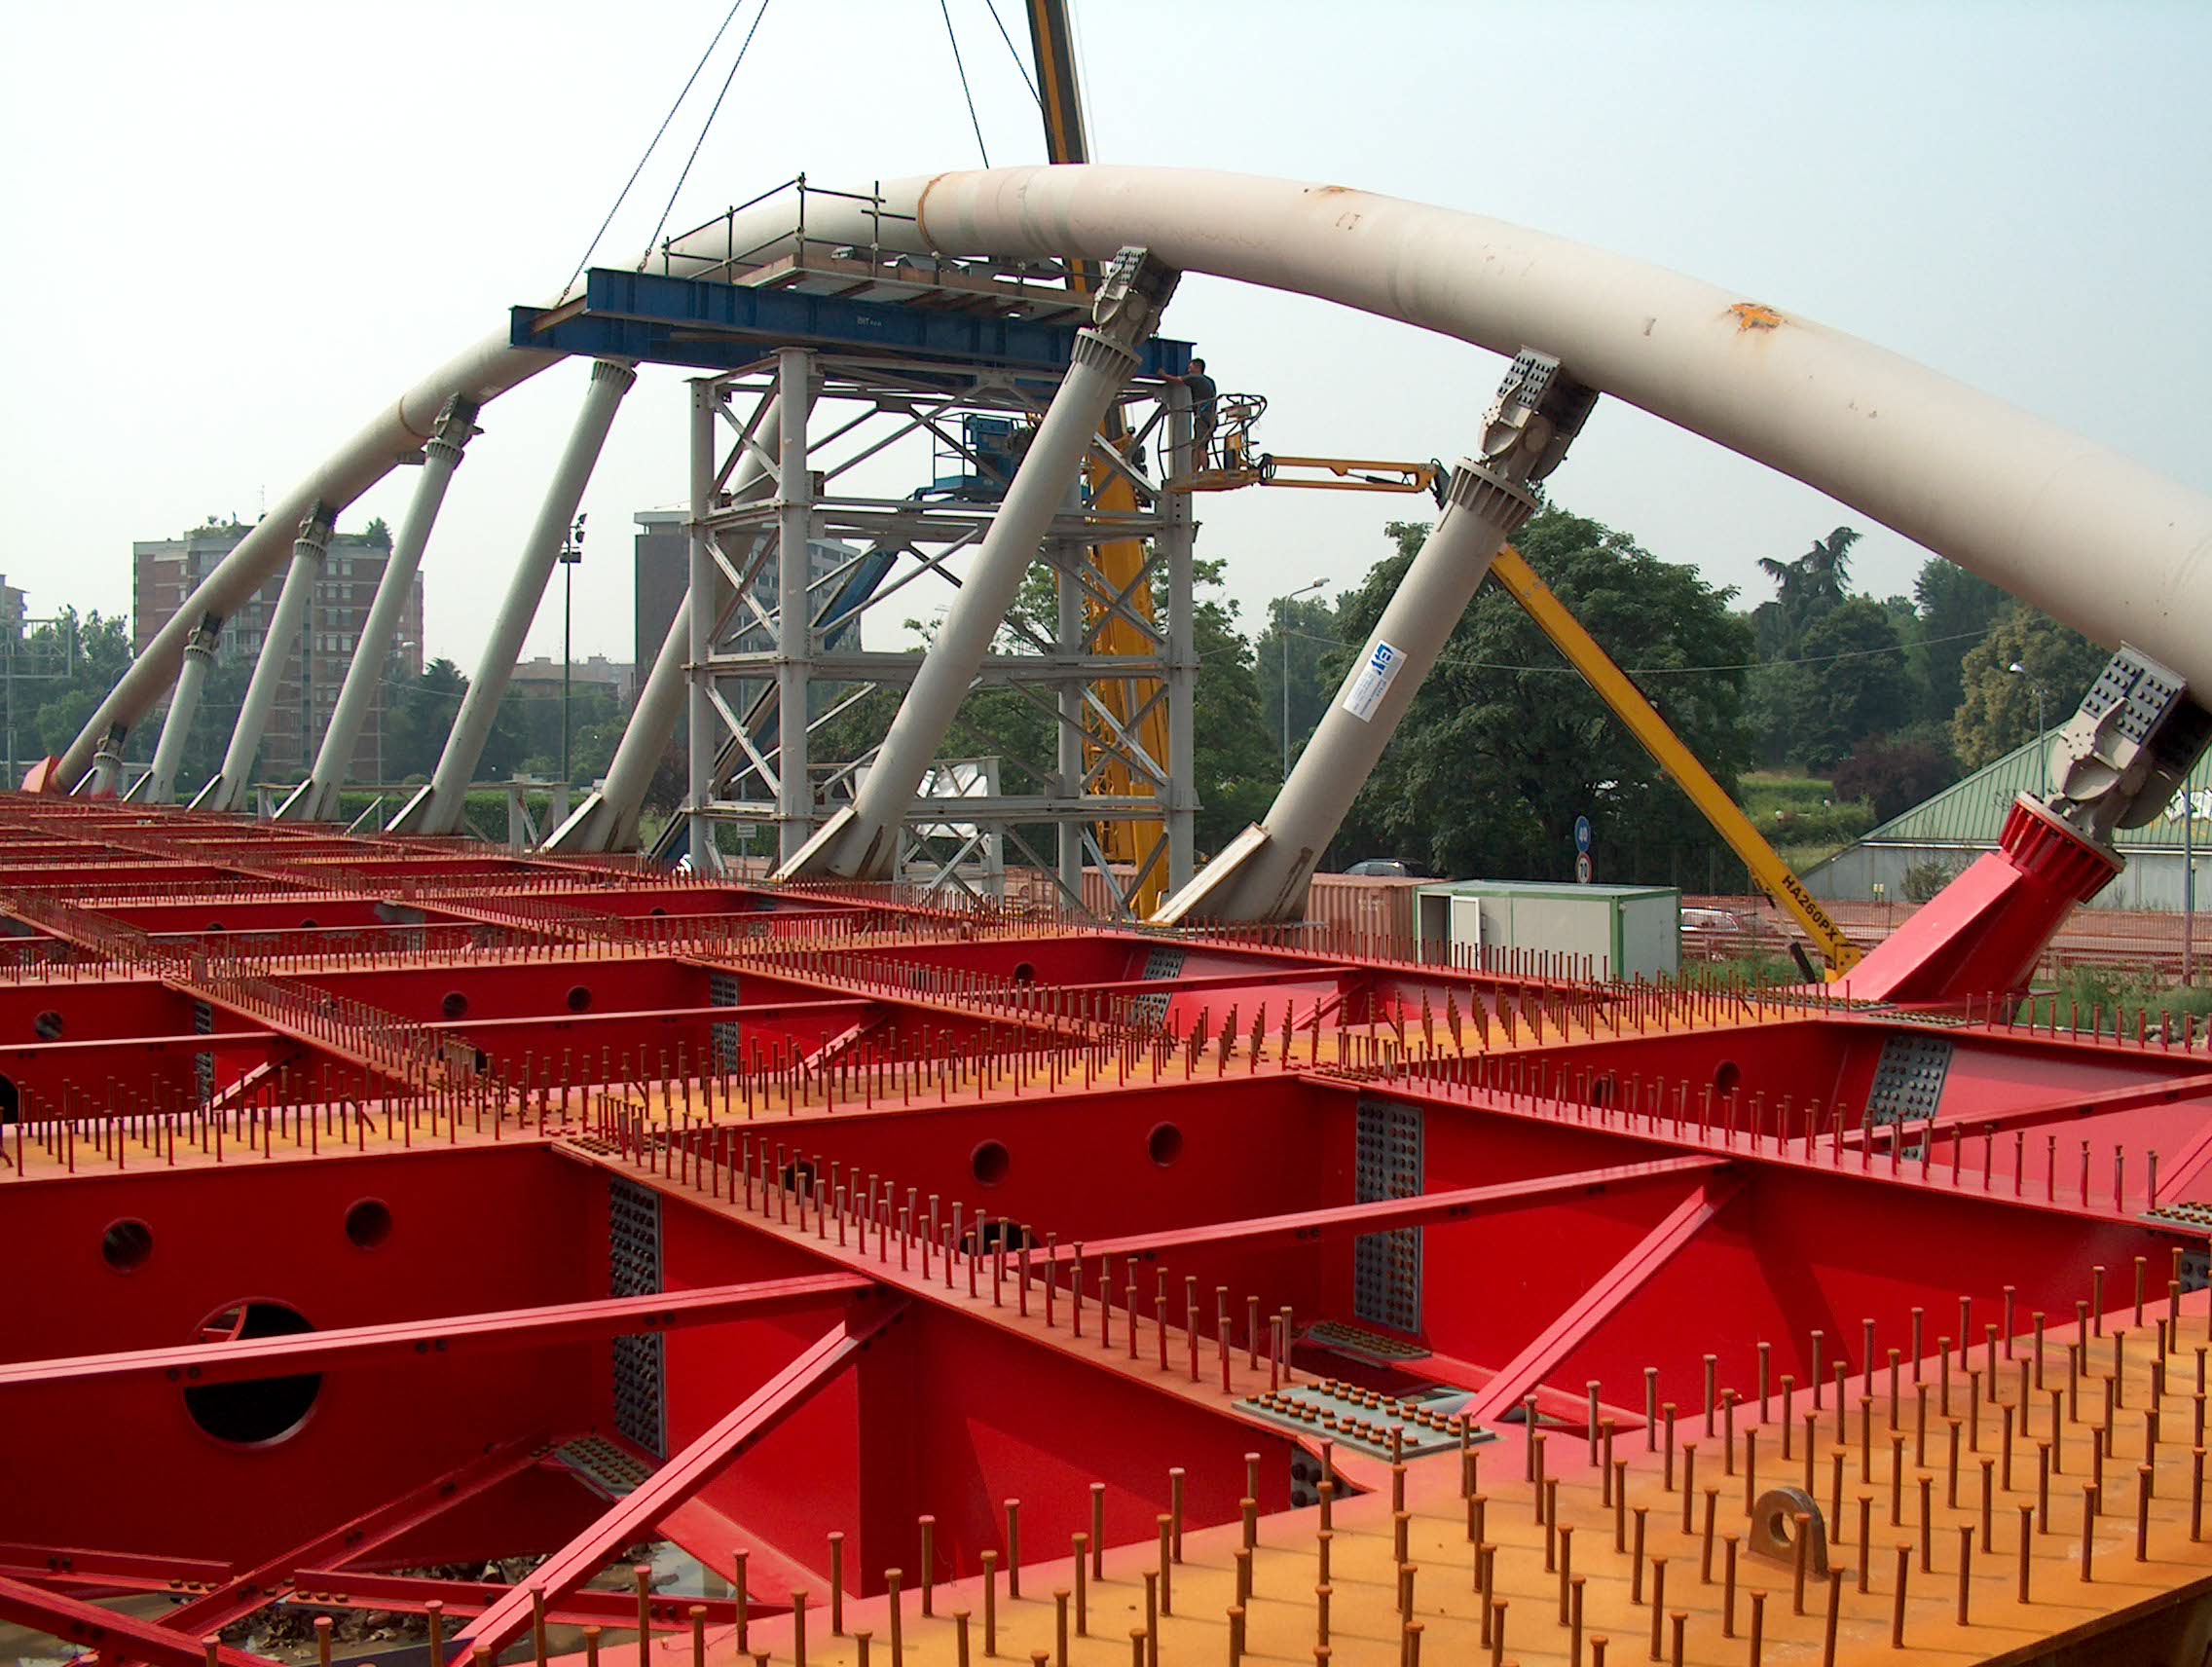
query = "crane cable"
(982, 0, 1044, 106)
(559, 0, 752, 298)
(641, 0, 777, 268)
(940, 0, 992, 167)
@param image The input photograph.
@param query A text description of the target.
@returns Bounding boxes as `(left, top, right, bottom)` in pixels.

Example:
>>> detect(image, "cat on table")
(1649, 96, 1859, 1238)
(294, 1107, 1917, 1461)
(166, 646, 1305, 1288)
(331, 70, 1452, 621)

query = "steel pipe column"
(278, 397, 478, 823)
(1054, 488, 1085, 899)
(1161, 386, 1198, 892)
(200, 506, 333, 813)
(47, 330, 552, 793)
(145, 613, 223, 803)
(773, 249, 1178, 883)
(390, 358, 635, 837)
(543, 402, 784, 855)
(773, 349, 814, 863)
(685, 379, 719, 872)
(1155, 349, 1589, 923)
(1152, 464, 1530, 921)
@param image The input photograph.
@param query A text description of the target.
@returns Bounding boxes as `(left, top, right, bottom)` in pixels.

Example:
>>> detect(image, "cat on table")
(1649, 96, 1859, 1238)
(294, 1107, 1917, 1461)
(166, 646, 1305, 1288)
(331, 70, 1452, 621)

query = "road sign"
(1575, 852, 1593, 883)
(1573, 815, 1592, 855)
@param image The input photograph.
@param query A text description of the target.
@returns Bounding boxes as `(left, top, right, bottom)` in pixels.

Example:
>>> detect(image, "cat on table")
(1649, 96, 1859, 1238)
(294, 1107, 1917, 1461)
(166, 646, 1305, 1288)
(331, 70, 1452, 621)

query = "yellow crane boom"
(1487, 544, 1862, 975)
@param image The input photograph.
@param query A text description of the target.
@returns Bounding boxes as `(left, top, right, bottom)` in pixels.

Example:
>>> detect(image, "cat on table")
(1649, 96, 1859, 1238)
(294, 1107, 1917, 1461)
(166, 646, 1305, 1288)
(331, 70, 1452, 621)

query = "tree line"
(10, 500, 2103, 886)
(1250, 505, 2109, 884)
(0, 610, 627, 795)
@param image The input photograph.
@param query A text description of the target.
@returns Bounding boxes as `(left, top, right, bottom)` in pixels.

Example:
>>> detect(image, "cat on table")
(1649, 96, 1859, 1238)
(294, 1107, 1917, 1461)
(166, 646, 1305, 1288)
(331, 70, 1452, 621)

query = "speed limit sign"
(1574, 852, 1593, 883)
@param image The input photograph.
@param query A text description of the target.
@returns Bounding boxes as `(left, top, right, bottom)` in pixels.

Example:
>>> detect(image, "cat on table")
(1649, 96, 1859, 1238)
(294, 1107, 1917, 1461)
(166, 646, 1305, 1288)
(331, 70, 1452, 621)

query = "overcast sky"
(3, 1, 2207, 675)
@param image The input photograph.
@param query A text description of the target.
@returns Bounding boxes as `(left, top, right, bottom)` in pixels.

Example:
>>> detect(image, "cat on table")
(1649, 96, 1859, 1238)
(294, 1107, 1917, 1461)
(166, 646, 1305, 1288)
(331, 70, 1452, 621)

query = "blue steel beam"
(513, 268, 1193, 377)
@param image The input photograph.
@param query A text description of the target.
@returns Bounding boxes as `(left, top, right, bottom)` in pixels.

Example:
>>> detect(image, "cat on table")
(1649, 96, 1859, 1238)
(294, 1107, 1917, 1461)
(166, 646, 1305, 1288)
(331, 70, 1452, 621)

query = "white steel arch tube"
(53, 334, 556, 791)
(279, 398, 479, 823)
(66, 167, 2212, 805)
(663, 167, 2212, 694)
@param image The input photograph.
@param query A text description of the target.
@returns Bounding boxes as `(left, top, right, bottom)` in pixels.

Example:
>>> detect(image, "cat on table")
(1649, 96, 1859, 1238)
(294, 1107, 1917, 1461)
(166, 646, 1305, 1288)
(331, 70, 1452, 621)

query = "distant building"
(633, 510, 858, 692)
(0, 574, 24, 637)
(1805, 727, 2212, 911)
(512, 654, 636, 706)
(133, 523, 424, 776)
(633, 511, 688, 690)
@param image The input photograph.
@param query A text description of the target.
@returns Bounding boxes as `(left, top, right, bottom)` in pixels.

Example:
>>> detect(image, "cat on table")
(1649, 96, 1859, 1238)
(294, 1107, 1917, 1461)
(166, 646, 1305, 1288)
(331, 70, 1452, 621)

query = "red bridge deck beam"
(162, 1432, 553, 1636)
(451, 1302, 903, 1667)
(0, 1574, 271, 1667)
(1463, 1169, 1747, 1423)
(1025, 1155, 1729, 1267)
(288, 1569, 752, 1632)
(0, 1275, 871, 1392)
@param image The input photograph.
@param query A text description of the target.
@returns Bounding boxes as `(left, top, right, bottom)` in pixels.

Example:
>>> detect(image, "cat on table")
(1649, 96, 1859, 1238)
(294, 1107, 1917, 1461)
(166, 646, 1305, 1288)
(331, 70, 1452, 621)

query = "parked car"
(1343, 858, 1435, 879)
(1680, 906, 1785, 953)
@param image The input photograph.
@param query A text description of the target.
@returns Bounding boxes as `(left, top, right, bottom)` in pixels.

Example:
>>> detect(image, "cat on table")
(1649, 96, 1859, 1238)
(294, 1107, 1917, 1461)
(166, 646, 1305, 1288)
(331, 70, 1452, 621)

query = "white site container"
(1414, 879, 1680, 981)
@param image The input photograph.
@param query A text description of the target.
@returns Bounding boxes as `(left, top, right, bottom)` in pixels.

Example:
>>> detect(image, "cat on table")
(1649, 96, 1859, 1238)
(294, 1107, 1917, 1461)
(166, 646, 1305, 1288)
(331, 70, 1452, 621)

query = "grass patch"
(1738, 772, 1875, 848)
(2021, 967, 2212, 1032)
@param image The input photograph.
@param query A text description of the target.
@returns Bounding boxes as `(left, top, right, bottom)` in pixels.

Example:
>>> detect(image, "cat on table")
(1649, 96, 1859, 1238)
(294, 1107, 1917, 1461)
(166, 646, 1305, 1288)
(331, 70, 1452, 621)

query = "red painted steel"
(0, 1543, 232, 1592)
(0, 1274, 871, 1390)
(162, 1433, 554, 1634)
(1462, 1169, 1746, 1422)
(0, 1574, 270, 1667)
(451, 1307, 900, 1666)
(286, 1569, 751, 1630)
(1028, 1154, 1728, 1264)
(5, 792, 2209, 1666)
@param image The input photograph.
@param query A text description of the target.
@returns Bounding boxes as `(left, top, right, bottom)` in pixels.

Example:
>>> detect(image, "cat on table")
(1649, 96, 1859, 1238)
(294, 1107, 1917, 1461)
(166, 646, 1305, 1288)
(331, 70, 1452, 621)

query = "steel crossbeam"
(1462, 1170, 1747, 1422)
(0, 1275, 871, 1392)
(161, 1432, 554, 1635)
(1026, 1156, 1729, 1267)
(0, 1543, 233, 1593)
(449, 1302, 902, 1667)
(287, 1569, 752, 1631)
(0, 1574, 272, 1667)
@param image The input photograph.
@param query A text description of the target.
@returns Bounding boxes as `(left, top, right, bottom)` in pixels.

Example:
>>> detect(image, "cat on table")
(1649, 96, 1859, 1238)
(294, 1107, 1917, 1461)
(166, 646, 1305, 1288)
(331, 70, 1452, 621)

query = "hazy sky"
(3, 1, 2208, 677)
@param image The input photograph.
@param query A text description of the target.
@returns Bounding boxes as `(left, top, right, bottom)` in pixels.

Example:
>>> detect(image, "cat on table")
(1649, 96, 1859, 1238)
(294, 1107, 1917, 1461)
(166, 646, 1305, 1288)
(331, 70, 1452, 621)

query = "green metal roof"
(1860, 730, 2212, 850)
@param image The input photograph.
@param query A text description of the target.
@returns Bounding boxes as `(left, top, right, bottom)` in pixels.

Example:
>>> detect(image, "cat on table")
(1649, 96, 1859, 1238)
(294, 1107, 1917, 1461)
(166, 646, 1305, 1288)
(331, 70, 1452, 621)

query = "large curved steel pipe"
(61, 167, 2212, 834)
(48, 334, 558, 792)
(664, 167, 2212, 696)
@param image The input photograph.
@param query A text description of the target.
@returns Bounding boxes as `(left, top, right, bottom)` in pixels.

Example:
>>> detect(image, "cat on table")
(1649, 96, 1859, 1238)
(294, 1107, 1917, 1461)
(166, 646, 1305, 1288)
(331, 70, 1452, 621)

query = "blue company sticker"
(1342, 639, 1403, 722)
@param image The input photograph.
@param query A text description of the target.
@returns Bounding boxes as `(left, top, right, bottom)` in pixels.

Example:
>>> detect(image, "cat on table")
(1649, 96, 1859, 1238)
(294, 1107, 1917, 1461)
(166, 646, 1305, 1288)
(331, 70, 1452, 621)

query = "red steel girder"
(0, 1574, 270, 1667)
(1025, 1155, 1728, 1265)
(0, 1543, 232, 1595)
(287, 1570, 750, 1632)
(0, 1274, 871, 1392)
(1838, 1060, 2212, 1145)
(451, 1301, 903, 1667)
(1463, 1168, 1747, 1423)
(163, 1431, 552, 1636)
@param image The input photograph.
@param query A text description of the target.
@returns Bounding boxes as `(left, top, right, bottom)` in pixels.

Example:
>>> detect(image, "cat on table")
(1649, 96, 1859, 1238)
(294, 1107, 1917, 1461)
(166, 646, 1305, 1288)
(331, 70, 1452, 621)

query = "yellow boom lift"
(1175, 394, 1861, 974)
(1023, 3, 1851, 966)
(1026, 0, 1177, 914)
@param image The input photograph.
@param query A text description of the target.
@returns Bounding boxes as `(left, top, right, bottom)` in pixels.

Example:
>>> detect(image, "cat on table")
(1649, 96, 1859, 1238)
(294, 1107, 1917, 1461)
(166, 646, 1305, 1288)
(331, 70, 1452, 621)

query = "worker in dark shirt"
(1178, 357, 1219, 469)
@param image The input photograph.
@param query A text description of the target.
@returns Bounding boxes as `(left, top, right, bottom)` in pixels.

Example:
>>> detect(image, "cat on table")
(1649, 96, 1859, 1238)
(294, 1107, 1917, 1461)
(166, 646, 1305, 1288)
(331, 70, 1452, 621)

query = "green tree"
(1762, 596, 1916, 771)
(381, 657, 468, 781)
(1252, 591, 1341, 775)
(1754, 526, 1861, 653)
(1910, 557, 2008, 724)
(1832, 733, 1958, 823)
(25, 610, 133, 758)
(1950, 604, 2111, 768)
(1332, 506, 1755, 882)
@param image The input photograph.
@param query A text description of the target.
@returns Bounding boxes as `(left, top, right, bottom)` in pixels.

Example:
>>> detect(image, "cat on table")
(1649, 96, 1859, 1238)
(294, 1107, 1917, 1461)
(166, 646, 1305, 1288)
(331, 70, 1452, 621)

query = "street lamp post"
(560, 514, 586, 784)
(2017, 654, 2044, 738)
(1275, 576, 1328, 779)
